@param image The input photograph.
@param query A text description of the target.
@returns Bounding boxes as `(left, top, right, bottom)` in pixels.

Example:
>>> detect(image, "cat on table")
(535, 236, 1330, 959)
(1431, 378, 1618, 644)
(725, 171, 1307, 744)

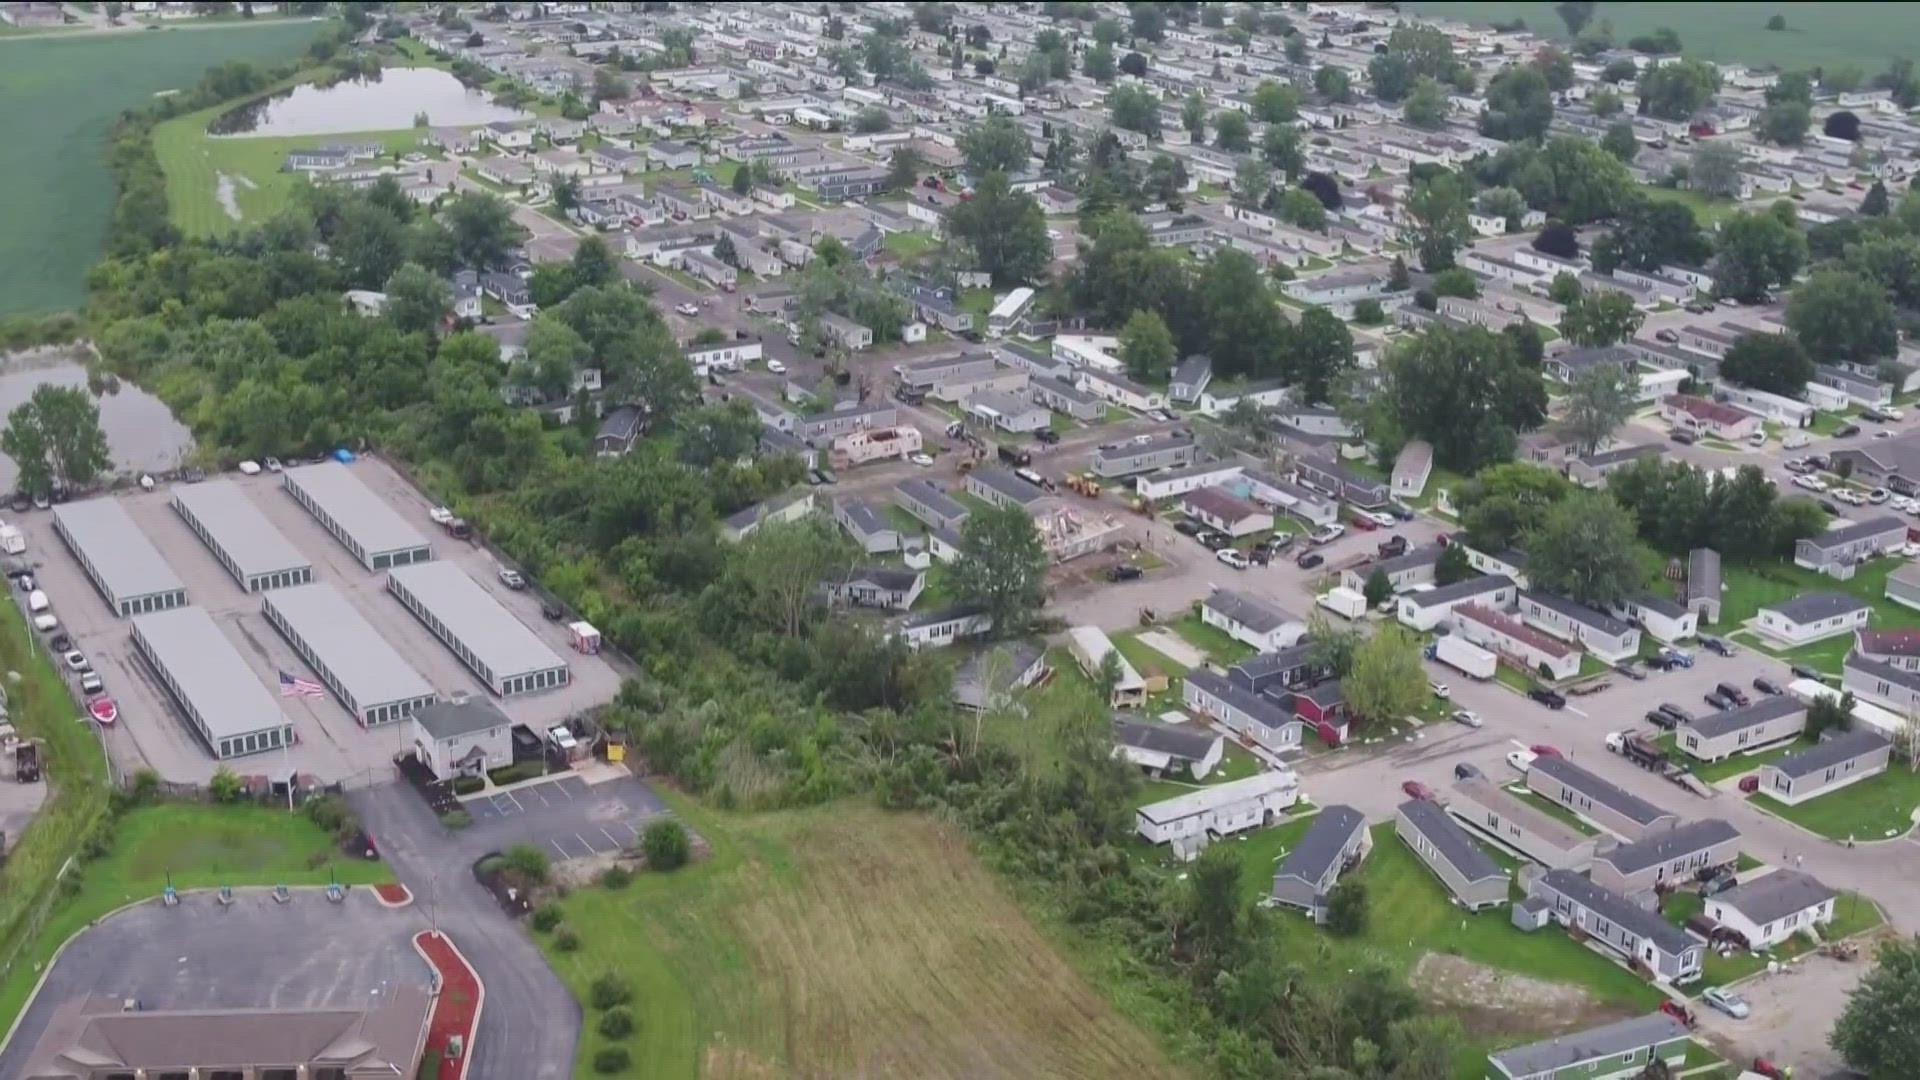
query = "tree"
(1262, 125, 1304, 179)
(1476, 186, 1527, 233)
(886, 146, 928, 193)
(1863, 180, 1891, 217)
(1825, 110, 1863, 141)
(1555, 1, 1597, 36)
(1119, 309, 1177, 383)
(1788, 269, 1899, 364)
(1362, 568, 1393, 609)
(1377, 326, 1546, 473)
(1388, 256, 1411, 292)
(1213, 110, 1251, 152)
(1289, 307, 1354, 403)
(2, 384, 111, 495)
(1231, 158, 1273, 209)
(1720, 332, 1813, 395)
(208, 765, 243, 804)
(1690, 141, 1746, 200)
(1118, 50, 1148, 78)
(1404, 172, 1471, 271)
(1601, 58, 1639, 84)
(1197, 249, 1290, 380)
(1435, 543, 1473, 585)
(952, 502, 1047, 635)
(1766, 13, 1787, 31)
(1712, 211, 1807, 302)
(1324, 881, 1368, 935)
(442, 192, 521, 270)
(1402, 77, 1450, 129)
(1251, 79, 1300, 124)
(1301, 170, 1342, 210)
(1369, 25, 1461, 102)
(1082, 41, 1116, 83)
(1832, 937, 1920, 1075)
(960, 115, 1031, 176)
(1560, 289, 1644, 347)
(947, 172, 1050, 286)
(1181, 90, 1208, 140)
(1351, 298, 1386, 325)
(1533, 222, 1581, 259)
(1758, 96, 1811, 146)
(591, 66, 629, 104)
(1346, 625, 1427, 726)
(1107, 84, 1160, 137)
(641, 819, 691, 870)
(1458, 463, 1572, 550)
(1481, 66, 1553, 141)
(1598, 119, 1639, 163)
(1592, 198, 1711, 274)
(1807, 690, 1854, 740)
(1562, 363, 1638, 455)
(1314, 65, 1353, 103)
(853, 105, 892, 134)
(1526, 491, 1648, 607)
(1307, 612, 1363, 677)
(733, 519, 857, 637)
(1547, 270, 1583, 305)
(1432, 268, 1478, 298)
(1637, 58, 1720, 120)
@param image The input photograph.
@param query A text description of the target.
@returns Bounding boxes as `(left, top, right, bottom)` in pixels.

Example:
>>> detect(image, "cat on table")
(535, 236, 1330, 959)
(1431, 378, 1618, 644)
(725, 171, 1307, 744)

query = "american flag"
(279, 670, 325, 698)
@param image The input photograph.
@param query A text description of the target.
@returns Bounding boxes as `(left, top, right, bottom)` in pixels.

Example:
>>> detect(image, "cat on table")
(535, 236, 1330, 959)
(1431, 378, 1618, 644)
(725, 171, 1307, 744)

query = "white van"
(32, 613, 57, 633)
(26, 589, 49, 614)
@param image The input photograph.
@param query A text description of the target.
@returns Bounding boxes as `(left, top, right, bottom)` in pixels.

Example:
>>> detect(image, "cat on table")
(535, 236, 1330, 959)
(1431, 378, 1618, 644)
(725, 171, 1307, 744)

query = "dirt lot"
(1415, 953, 1641, 1042)
(15, 456, 623, 784)
(1694, 949, 1876, 1076)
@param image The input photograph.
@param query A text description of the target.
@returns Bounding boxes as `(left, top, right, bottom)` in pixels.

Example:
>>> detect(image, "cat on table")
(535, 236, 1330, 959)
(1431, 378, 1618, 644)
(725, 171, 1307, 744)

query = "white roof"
(1137, 770, 1299, 825)
(1066, 625, 1145, 692)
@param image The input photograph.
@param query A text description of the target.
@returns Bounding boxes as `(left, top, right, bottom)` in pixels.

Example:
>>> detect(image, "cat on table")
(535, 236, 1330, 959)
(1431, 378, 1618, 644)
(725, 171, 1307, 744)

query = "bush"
(531, 905, 563, 932)
(641, 819, 691, 871)
(304, 793, 356, 836)
(1351, 298, 1385, 324)
(487, 762, 542, 787)
(590, 973, 633, 1010)
(598, 1007, 635, 1040)
(439, 809, 472, 830)
(592, 1046, 631, 1074)
(207, 765, 243, 804)
(451, 775, 486, 796)
(599, 865, 633, 890)
(501, 842, 551, 884)
(553, 927, 581, 951)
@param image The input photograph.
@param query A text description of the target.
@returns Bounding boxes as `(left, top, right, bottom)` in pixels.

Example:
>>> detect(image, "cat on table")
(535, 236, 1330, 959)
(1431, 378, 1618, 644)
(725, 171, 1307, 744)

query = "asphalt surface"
(458, 773, 672, 862)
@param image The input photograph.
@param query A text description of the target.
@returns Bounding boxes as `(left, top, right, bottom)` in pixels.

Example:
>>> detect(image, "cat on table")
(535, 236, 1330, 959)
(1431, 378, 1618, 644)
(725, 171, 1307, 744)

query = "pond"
(209, 66, 532, 137)
(0, 352, 194, 493)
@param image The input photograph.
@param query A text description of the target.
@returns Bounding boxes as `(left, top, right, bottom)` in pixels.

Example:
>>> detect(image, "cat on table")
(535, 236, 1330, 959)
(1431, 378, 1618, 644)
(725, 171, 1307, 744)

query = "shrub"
(439, 809, 473, 830)
(501, 842, 551, 884)
(554, 928, 580, 951)
(599, 865, 633, 890)
(207, 765, 244, 804)
(531, 905, 563, 932)
(592, 1046, 631, 1074)
(590, 973, 633, 1010)
(641, 819, 691, 871)
(598, 1007, 635, 1040)
(130, 769, 161, 805)
(451, 775, 486, 796)
(1351, 298, 1385, 324)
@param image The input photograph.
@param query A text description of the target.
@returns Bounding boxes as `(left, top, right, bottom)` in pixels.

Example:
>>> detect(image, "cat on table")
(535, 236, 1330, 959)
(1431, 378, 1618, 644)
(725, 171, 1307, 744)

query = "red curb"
(375, 882, 414, 906)
(414, 930, 484, 1080)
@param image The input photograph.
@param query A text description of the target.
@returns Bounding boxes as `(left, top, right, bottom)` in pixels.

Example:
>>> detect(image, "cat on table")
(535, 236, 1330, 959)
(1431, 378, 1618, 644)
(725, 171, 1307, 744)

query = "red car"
(1348, 514, 1379, 531)
(1530, 744, 1563, 758)
(87, 696, 117, 726)
(1401, 780, 1435, 801)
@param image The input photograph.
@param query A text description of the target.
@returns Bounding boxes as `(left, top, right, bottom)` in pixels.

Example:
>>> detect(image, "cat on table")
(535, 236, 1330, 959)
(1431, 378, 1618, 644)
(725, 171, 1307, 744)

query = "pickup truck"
(1377, 535, 1409, 558)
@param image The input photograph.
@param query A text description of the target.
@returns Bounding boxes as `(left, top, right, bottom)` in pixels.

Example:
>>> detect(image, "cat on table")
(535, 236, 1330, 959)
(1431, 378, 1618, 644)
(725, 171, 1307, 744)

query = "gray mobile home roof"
(1522, 590, 1634, 636)
(1452, 778, 1587, 849)
(1489, 1013, 1690, 1079)
(414, 698, 511, 742)
(52, 498, 184, 604)
(1684, 548, 1721, 603)
(1397, 797, 1503, 884)
(130, 606, 287, 742)
(1596, 817, 1740, 876)
(837, 496, 892, 537)
(1763, 591, 1870, 625)
(283, 462, 430, 559)
(969, 467, 1045, 506)
(1540, 868, 1697, 955)
(1274, 804, 1366, 887)
(1529, 755, 1673, 828)
(1403, 574, 1513, 609)
(1114, 719, 1218, 762)
(1770, 727, 1892, 779)
(1713, 869, 1838, 926)
(262, 583, 436, 710)
(1685, 695, 1805, 739)
(1204, 589, 1297, 635)
(1801, 515, 1904, 551)
(387, 561, 565, 683)
(172, 480, 311, 582)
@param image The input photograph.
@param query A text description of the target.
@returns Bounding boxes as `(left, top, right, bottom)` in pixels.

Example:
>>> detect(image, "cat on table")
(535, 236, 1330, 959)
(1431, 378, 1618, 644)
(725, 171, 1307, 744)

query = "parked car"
(1715, 682, 1750, 707)
(1347, 514, 1379, 532)
(1529, 688, 1566, 710)
(1655, 329, 1680, 343)
(1660, 648, 1694, 669)
(1360, 510, 1398, 528)
(1701, 636, 1736, 657)
(1646, 709, 1680, 731)
(908, 452, 935, 467)
(1703, 987, 1751, 1020)
(1215, 548, 1250, 570)
(1790, 664, 1827, 681)
(1670, 429, 1698, 445)
(1705, 691, 1734, 710)
(1386, 503, 1417, 522)
(264, 456, 283, 472)
(1753, 677, 1784, 696)
(1453, 762, 1481, 779)
(1835, 423, 1861, 438)
(47, 632, 71, 653)
(1429, 680, 1450, 700)
(79, 672, 103, 696)
(1870, 487, 1892, 504)
(1308, 524, 1345, 544)
(1506, 749, 1537, 772)
(1618, 663, 1646, 681)
(1106, 564, 1144, 582)
(814, 467, 837, 485)
(766, 359, 787, 375)
(62, 650, 90, 673)
(1295, 552, 1325, 570)
(498, 568, 526, 590)
(237, 460, 262, 476)
(1451, 710, 1482, 728)
(540, 599, 564, 621)
(1197, 530, 1232, 551)
(1033, 428, 1060, 445)
(675, 302, 700, 316)
(1173, 519, 1204, 537)
(1400, 780, 1436, 802)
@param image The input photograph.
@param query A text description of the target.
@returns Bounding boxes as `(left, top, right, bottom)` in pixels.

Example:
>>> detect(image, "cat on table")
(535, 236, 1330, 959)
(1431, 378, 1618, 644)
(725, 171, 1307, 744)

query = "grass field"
(1655, 734, 1814, 784)
(1751, 764, 1920, 840)
(1661, 887, 1883, 989)
(0, 802, 391, 1039)
(1715, 558, 1920, 675)
(0, 20, 326, 313)
(537, 799, 1189, 1080)
(1409, 2, 1920, 71)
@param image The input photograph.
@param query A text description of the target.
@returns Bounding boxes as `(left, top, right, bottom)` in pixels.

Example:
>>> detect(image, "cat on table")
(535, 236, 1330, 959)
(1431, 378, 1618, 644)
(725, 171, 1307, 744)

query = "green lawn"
(883, 229, 940, 259)
(1503, 783, 1600, 836)
(1718, 559, 1920, 675)
(1655, 734, 1815, 784)
(1664, 885, 1883, 989)
(1638, 184, 1744, 227)
(1750, 764, 1920, 840)
(1169, 614, 1257, 665)
(1408, 2, 1920, 70)
(1810, 409, 1861, 436)
(1139, 743, 1267, 805)
(0, 803, 391, 1038)
(0, 19, 328, 311)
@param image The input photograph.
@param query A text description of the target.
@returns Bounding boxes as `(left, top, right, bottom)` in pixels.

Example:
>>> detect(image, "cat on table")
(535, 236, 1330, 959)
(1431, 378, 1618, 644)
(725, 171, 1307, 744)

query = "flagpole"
(279, 670, 293, 812)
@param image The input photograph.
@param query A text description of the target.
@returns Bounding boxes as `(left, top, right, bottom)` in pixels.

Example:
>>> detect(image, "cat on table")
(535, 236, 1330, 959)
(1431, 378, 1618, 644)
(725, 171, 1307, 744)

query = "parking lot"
(457, 772, 671, 862)
(12, 456, 624, 785)
(0, 888, 432, 1076)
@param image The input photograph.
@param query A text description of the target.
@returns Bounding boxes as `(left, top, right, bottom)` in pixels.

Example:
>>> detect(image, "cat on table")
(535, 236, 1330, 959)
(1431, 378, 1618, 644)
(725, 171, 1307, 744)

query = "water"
(0, 352, 194, 492)
(208, 66, 532, 137)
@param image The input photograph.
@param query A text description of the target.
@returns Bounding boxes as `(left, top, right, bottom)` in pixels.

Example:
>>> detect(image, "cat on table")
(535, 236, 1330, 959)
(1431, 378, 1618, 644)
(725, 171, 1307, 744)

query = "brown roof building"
(22, 986, 431, 1080)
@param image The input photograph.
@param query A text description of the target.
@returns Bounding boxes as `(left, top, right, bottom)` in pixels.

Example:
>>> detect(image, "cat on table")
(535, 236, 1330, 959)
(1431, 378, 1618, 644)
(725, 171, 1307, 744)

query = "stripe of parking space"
(548, 837, 572, 860)
(489, 794, 514, 814)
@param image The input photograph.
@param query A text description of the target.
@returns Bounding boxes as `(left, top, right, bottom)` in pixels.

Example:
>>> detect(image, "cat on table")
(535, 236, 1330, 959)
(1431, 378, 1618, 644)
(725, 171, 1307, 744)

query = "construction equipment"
(1064, 473, 1102, 497)
(1822, 940, 1860, 961)
(13, 740, 40, 783)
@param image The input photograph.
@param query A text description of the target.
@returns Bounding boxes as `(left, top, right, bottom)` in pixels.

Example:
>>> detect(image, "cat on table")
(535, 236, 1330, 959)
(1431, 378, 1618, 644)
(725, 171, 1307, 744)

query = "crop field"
(539, 801, 1188, 1080)
(1409, 2, 1920, 71)
(0, 20, 325, 315)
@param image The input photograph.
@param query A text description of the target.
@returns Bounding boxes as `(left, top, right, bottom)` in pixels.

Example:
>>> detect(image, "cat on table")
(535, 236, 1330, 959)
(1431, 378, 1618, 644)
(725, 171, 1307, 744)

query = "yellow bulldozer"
(1064, 473, 1102, 497)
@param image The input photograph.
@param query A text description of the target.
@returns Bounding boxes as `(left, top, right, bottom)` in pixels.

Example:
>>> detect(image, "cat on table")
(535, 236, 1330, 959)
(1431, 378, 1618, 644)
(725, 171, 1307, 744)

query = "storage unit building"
(386, 561, 569, 697)
(130, 606, 292, 760)
(172, 480, 313, 593)
(282, 462, 433, 571)
(51, 498, 187, 618)
(261, 582, 438, 727)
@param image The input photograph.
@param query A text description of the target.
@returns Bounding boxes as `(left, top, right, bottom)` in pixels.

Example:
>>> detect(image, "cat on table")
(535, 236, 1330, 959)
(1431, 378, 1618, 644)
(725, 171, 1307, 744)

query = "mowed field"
(539, 800, 1189, 1080)
(1409, 2, 1920, 71)
(0, 21, 325, 315)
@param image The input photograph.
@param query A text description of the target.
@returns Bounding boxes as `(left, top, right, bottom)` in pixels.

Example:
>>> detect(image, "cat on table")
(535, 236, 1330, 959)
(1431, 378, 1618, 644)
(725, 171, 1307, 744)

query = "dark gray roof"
(1403, 574, 1514, 609)
(1627, 592, 1690, 620)
(954, 640, 1046, 692)
(1539, 868, 1698, 956)
(1488, 1013, 1691, 1078)
(1769, 727, 1892, 779)
(1204, 589, 1298, 635)
(1529, 756, 1673, 827)
(969, 467, 1045, 505)
(1684, 695, 1806, 740)
(1764, 591, 1870, 625)
(900, 603, 987, 631)
(172, 481, 311, 582)
(1229, 642, 1319, 684)
(387, 561, 567, 682)
(1684, 548, 1721, 603)
(1578, 443, 1663, 469)
(413, 698, 511, 742)
(842, 565, 922, 592)
(1397, 798, 1503, 884)
(896, 478, 969, 521)
(1522, 590, 1634, 637)
(1368, 543, 1444, 577)
(836, 497, 893, 537)
(1114, 719, 1219, 762)
(1274, 805, 1367, 888)
(1596, 818, 1741, 876)
(1185, 669, 1301, 732)
(1801, 516, 1905, 551)
(1714, 869, 1838, 926)
(1171, 354, 1212, 387)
